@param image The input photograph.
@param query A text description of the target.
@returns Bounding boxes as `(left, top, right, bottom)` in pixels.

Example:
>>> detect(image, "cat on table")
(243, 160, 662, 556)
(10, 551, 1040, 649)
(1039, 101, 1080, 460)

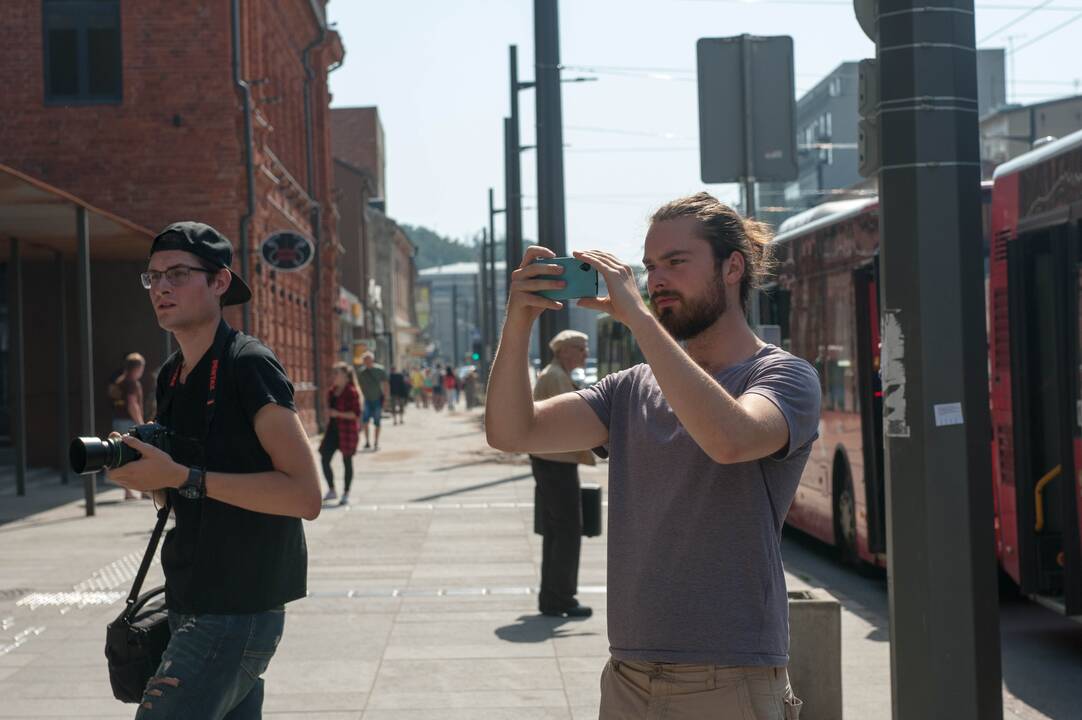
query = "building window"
(42, 0, 121, 104)
(829, 77, 842, 97)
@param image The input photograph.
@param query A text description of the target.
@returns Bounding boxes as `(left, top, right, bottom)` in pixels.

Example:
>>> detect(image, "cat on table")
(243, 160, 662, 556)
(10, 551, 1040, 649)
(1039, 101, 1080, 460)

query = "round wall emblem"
(261, 231, 314, 271)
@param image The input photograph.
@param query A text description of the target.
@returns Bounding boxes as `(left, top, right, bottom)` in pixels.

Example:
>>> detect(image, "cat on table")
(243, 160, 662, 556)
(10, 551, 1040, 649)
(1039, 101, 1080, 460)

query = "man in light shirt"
(530, 330, 595, 618)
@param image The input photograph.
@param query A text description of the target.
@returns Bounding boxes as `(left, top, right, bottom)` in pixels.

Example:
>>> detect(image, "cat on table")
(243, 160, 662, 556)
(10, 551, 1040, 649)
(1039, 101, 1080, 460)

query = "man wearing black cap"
(110, 221, 322, 718)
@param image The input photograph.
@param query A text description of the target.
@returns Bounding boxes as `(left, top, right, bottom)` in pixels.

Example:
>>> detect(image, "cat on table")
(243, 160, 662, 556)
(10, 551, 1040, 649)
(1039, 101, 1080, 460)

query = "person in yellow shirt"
(410, 366, 426, 408)
(531, 329, 595, 617)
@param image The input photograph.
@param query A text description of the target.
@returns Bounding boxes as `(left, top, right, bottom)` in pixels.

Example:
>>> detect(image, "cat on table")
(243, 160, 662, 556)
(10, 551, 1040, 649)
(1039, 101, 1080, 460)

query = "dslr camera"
(69, 422, 200, 475)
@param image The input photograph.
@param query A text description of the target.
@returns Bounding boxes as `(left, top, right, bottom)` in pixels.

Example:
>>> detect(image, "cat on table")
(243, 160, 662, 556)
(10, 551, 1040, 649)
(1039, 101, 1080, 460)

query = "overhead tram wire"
(979, 0, 1055, 43)
(1012, 10, 1082, 52)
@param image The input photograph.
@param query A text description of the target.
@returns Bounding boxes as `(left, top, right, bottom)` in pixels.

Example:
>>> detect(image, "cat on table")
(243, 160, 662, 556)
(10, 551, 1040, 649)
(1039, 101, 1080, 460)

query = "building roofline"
(772, 197, 879, 245)
(980, 93, 1082, 123)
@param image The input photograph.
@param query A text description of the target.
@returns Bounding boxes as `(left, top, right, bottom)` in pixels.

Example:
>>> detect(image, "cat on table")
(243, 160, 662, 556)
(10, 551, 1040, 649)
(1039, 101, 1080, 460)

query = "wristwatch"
(178, 466, 207, 500)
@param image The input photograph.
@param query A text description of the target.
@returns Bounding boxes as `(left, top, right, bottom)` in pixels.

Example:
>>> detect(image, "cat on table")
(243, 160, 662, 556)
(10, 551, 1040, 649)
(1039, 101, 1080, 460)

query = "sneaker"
(323, 489, 338, 502)
(364, 442, 371, 450)
(339, 494, 350, 507)
(373, 444, 379, 452)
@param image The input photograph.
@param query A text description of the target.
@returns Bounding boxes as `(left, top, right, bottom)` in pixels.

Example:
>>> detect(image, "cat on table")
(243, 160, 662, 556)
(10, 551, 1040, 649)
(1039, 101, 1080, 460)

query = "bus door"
(1009, 223, 1082, 614)
(854, 260, 886, 554)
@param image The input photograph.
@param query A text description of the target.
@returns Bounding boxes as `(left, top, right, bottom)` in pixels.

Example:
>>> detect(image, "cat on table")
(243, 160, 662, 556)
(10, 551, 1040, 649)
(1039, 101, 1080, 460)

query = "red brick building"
(0, 0, 343, 434)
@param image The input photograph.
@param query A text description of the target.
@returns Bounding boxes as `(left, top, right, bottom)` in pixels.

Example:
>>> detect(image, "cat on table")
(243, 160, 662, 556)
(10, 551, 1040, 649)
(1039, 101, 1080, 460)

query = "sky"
(326, 0, 1082, 263)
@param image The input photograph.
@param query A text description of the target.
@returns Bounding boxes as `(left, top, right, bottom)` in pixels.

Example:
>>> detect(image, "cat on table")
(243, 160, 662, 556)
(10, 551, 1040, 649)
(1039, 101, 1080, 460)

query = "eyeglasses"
(140, 265, 215, 290)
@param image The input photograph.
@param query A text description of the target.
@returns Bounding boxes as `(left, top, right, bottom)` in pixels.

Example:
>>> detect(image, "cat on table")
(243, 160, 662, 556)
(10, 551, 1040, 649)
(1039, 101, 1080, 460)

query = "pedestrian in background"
(388, 366, 410, 425)
(431, 364, 447, 411)
(486, 193, 820, 717)
(463, 368, 479, 409)
(320, 362, 361, 506)
(411, 366, 427, 408)
(356, 352, 389, 451)
(529, 330, 594, 618)
(443, 366, 458, 411)
(107, 352, 147, 500)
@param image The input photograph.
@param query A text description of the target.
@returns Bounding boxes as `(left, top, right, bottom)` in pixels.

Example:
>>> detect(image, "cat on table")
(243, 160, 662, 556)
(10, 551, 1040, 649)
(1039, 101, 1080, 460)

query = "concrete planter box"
(788, 588, 843, 720)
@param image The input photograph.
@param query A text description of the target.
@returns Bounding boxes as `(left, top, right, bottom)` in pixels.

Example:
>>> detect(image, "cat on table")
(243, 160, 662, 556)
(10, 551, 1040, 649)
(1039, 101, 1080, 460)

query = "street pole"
(451, 282, 460, 366)
(739, 34, 762, 327)
(488, 188, 504, 356)
(876, 1, 1002, 717)
(504, 116, 522, 290)
(534, 0, 569, 366)
(506, 45, 526, 290)
(478, 229, 490, 380)
(76, 207, 96, 517)
(55, 251, 69, 485)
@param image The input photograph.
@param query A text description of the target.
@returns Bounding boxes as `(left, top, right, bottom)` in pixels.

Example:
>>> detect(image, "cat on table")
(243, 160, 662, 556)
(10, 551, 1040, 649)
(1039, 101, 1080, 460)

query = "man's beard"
(652, 279, 728, 341)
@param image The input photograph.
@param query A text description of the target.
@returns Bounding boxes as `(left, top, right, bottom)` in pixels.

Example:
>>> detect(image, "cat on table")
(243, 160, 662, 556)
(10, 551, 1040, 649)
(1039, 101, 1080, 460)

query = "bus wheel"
(834, 459, 859, 565)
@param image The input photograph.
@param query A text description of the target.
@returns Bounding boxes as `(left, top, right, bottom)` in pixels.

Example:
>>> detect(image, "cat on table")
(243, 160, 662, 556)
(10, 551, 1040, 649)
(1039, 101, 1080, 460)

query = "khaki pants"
(599, 659, 802, 720)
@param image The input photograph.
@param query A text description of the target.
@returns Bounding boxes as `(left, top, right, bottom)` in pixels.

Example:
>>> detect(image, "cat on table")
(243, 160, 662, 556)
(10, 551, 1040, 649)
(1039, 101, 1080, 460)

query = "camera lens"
(580, 263, 591, 271)
(70, 436, 114, 474)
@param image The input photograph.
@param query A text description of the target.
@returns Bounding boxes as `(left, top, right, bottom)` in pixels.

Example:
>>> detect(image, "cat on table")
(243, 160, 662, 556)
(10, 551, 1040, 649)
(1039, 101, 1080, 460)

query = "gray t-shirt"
(576, 344, 821, 666)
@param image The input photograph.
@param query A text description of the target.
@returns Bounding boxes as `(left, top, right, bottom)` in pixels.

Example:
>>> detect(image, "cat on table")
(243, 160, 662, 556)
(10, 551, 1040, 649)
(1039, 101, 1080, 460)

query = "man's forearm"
(485, 315, 537, 450)
(628, 313, 752, 463)
(204, 470, 319, 520)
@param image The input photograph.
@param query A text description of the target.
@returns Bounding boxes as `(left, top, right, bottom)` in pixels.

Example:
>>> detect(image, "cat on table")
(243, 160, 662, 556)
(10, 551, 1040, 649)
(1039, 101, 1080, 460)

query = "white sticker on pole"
(881, 310, 910, 438)
(933, 402, 964, 427)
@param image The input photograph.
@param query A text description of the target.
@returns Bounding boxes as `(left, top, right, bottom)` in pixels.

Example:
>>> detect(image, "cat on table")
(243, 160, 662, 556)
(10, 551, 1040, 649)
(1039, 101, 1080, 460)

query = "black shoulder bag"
(104, 322, 236, 703)
(104, 499, 173, 702)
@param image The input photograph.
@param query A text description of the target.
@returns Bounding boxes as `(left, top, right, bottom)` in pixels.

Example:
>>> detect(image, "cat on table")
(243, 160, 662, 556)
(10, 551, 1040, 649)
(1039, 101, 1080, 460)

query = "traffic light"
(857, 58, 879, 178)
(471, 340, 482, 362)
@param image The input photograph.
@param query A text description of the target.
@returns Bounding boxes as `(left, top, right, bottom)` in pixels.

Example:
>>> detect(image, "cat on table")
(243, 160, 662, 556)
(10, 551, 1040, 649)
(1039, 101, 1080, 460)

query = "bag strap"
(123, 498, 172, 621)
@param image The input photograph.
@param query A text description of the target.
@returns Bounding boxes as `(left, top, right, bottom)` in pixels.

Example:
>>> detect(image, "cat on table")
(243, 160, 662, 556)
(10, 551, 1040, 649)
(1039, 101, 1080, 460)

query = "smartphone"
(533, 257, 599, 300)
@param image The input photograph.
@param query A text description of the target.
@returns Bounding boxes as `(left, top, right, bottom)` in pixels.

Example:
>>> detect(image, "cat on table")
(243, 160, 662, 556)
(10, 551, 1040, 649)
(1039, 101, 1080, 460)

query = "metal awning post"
(76, 207, 96, 516)
(10, 238, 27, 496)
(56, 250, 70, 484)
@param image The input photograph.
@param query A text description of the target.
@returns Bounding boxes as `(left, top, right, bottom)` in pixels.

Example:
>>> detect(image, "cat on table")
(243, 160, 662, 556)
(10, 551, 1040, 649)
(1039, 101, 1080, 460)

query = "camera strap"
(157, 319, 237, 444)
(123, 497, 172, 621)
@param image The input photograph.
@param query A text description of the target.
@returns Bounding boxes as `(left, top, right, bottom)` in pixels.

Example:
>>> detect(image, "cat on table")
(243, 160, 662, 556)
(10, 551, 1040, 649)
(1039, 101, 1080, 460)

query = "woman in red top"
(320, 361, 362, 506)
(443, 366, 458, 411)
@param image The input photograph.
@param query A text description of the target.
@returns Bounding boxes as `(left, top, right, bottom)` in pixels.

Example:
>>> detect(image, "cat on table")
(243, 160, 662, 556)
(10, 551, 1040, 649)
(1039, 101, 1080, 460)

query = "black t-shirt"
(156, 320, 308, 614)
(389, 372, 408, 396)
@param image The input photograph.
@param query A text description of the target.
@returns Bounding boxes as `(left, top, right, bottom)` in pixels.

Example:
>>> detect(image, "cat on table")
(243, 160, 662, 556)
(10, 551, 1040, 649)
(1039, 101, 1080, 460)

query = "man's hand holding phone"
(574, 250, 653, 332)
(506, 246, 568, 326)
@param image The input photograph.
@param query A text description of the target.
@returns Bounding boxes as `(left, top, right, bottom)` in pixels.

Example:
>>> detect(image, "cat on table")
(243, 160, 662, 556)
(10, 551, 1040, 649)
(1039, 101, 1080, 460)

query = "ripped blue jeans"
(134, 608, 285, 719)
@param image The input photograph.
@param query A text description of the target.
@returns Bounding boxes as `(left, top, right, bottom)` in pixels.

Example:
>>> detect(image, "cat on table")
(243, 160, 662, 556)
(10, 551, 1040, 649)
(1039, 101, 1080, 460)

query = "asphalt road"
(781, 528, 1082, 720)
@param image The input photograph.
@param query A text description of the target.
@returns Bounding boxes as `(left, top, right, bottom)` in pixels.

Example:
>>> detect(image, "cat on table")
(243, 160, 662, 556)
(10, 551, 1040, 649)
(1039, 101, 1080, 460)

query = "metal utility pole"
(10, 240, 25, 497)
(451, 282, 460, 365)
(534, 0, 569, 365)
(56, 251, 69, 485)
(76, 207, 96, 516)
(478, 229, 490, 380)
(488, 188, 504, 354)
(874, 1, 1002, 717)
(505, 44, 528, 291)
(738, 35, 762, 326)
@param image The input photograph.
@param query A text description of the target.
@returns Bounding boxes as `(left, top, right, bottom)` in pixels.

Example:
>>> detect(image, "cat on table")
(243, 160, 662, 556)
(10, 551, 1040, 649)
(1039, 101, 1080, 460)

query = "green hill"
(401, 224, 507, 269)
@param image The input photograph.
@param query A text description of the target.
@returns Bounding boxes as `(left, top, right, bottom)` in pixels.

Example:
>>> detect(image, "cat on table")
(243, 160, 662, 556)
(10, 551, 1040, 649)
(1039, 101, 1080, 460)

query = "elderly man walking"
(530, 329, 595, 618)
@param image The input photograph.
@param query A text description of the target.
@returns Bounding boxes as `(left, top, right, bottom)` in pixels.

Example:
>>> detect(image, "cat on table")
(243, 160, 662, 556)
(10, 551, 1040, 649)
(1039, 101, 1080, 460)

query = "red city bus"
(989, 129, 1082, 616)
(765, 188, 994, 568)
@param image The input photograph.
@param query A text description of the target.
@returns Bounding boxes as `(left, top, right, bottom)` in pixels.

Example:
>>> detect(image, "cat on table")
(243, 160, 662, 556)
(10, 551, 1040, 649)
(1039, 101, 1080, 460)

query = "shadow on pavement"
(411, 472, 533, 502)
(0, 470, 118, 528)
(495, 613, 599, 643)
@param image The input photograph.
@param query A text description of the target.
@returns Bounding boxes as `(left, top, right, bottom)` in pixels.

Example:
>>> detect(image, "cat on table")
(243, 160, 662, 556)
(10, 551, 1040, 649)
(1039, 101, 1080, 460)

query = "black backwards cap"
(149, 221, 252, 306)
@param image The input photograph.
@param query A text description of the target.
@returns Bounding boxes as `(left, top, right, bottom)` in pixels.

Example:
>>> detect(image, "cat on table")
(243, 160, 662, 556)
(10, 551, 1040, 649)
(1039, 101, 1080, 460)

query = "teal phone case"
(533, 257, 599, 300)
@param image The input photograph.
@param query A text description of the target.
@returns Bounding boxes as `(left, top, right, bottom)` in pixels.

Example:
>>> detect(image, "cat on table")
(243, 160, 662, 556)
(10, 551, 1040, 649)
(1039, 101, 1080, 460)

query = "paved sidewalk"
(0, 406, 609, 719)
(0, 404, 1066, 718)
